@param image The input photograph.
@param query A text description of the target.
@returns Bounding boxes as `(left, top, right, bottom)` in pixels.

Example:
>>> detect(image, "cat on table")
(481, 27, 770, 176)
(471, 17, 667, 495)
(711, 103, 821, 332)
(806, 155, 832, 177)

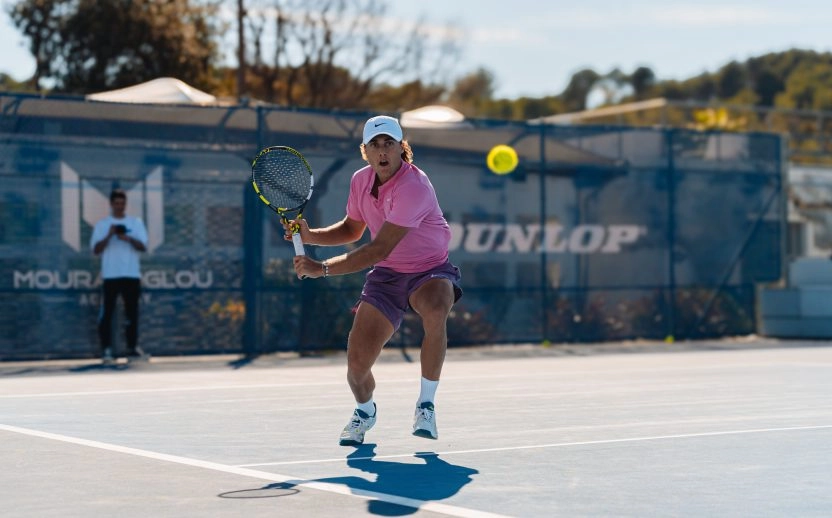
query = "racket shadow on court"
(318, 443, 479, 516)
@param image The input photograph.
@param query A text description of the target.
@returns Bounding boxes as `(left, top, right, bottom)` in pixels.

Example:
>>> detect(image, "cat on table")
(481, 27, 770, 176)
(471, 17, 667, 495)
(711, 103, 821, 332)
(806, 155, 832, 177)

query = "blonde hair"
(360, 140, 414, 164)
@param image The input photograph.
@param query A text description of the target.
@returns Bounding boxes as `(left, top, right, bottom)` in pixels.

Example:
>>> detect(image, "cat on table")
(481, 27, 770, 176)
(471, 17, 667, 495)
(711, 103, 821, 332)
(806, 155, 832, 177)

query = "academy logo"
(60, 162, 164, 252)
(12, 163, 216, 294)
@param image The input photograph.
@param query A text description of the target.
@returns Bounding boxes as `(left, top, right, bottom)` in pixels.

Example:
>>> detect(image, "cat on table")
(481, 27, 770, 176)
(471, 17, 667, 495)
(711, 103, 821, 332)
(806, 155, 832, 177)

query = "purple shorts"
(357, 261, 462, 330)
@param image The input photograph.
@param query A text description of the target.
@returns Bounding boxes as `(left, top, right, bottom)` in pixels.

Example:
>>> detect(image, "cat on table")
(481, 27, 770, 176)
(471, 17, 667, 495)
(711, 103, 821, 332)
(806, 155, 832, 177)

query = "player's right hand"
(283, 218, 310, 242)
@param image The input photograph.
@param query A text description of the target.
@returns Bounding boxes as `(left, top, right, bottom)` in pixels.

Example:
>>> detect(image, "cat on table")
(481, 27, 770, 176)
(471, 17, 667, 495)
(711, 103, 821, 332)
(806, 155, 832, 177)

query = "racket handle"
(291, 232, 305, 256)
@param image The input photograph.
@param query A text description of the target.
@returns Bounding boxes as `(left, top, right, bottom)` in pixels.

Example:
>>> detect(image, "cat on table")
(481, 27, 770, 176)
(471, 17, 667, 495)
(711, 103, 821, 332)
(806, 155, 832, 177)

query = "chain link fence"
(0, 94, 786, 360)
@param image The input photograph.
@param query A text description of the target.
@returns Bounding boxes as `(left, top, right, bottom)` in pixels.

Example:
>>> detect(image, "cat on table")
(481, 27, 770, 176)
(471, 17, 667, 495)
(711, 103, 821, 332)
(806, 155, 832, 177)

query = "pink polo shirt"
(346, 161, 451, 273)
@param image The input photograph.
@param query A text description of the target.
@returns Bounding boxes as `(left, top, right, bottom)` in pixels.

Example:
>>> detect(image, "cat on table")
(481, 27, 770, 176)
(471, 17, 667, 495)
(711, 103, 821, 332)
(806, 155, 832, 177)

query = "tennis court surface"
(2, 339, 831, 517)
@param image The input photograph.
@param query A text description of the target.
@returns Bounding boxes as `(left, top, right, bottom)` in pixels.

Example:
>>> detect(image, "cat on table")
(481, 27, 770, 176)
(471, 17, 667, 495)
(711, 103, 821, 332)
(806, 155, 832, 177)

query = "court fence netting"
(0, 93, 786, 360)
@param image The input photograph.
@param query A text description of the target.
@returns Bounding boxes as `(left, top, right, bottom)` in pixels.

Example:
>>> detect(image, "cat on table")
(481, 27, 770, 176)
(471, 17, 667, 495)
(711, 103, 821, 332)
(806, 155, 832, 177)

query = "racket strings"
(253, 150, 312, 210)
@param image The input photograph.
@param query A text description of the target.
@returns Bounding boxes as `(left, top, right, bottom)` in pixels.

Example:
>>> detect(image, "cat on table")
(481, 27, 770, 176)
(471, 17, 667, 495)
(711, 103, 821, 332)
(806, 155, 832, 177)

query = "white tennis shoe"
(339, 404, 376, 446)
(127, 346, 150, 363)
(412, 401, 438, 439)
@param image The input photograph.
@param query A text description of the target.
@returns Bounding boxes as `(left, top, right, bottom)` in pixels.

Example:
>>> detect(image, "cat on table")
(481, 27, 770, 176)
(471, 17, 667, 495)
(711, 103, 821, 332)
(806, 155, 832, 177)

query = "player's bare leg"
(410, 278, 455, 381)
(339, 302, 393, 446)
(346, 302, 394, 405)
(409, 278, 455, 439)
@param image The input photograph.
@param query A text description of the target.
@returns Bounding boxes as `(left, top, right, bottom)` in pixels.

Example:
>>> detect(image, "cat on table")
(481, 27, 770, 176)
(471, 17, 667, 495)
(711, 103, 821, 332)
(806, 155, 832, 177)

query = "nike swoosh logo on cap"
(374, 122, 386, 127)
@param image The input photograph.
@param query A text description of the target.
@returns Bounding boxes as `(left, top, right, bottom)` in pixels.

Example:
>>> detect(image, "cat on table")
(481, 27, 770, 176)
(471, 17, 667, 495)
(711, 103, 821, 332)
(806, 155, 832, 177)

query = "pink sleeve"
(346, 174, 363, 222)
(386, 182, 433, 228)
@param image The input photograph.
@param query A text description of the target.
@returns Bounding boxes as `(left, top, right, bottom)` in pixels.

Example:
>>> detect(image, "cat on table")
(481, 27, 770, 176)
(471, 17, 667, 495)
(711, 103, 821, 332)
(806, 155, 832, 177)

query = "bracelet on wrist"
(322, 262, 329, 278)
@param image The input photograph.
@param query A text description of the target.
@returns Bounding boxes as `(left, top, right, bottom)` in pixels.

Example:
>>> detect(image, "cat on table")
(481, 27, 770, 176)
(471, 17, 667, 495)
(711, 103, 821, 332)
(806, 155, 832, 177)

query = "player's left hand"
(292, 255, 324, 279)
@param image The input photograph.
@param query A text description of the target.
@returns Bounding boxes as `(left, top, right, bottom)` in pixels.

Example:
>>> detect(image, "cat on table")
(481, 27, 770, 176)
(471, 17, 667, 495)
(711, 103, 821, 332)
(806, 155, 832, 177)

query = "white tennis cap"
(362, 115, 403, 144)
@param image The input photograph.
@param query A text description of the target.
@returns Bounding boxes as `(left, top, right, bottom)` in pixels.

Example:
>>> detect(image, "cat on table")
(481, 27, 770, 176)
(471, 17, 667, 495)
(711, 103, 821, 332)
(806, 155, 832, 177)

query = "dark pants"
(98, 277, 141, 353)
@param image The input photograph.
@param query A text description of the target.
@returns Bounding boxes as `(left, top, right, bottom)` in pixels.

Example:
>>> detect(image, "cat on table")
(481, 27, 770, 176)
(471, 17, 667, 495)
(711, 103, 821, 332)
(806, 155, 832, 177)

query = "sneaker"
(101, 348, 115, 365)
(413, 401, 438, 440)
(126, 346, 150, 363)
(339, 404, 376, 446)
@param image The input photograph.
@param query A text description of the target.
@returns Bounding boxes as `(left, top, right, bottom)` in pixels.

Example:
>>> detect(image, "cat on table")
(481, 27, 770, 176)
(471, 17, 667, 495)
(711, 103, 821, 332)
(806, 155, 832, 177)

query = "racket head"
(251, 146, 314, 216)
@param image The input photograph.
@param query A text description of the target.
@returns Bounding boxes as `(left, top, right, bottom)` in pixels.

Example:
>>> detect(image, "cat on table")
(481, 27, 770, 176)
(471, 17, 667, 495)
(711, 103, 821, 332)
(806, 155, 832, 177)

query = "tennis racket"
(251, 146, 314, 257)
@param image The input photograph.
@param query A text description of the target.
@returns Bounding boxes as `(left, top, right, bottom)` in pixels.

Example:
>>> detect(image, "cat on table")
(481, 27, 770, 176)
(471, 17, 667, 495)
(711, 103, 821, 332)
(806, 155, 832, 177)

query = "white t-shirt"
(90, 216, 148, 279)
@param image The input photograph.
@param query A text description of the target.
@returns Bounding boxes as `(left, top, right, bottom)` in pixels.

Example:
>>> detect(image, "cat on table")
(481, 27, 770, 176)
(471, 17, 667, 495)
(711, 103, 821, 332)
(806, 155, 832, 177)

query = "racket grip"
(291, 232, 305, 256)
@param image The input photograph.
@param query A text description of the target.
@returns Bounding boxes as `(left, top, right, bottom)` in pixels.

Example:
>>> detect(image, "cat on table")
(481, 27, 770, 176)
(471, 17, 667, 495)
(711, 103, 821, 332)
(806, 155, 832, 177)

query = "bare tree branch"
(244, 0, 461, 108)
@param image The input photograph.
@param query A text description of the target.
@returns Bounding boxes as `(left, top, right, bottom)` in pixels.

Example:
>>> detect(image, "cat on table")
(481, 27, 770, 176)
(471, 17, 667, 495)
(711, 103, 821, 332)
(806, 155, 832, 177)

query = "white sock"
(356, 398, 375, 416)
(418, 377, 439, 404)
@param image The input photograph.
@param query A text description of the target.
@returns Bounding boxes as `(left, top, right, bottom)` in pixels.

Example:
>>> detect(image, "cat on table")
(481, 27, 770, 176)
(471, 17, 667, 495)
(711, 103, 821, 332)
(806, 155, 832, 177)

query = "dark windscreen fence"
(0, 93, 785, 360)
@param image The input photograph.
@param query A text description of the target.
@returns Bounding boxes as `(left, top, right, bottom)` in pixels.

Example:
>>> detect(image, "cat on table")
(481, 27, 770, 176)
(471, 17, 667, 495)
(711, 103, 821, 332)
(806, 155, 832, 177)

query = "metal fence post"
(539, 123, 549, 341)
(666, 129, 677, 341)
(242, 106, 265, 357)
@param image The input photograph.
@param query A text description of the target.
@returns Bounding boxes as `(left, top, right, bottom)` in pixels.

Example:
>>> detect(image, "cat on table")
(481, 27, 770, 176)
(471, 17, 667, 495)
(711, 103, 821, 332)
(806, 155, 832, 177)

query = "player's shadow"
(318, 443, 479, 516)
(217, 444, 478, 515)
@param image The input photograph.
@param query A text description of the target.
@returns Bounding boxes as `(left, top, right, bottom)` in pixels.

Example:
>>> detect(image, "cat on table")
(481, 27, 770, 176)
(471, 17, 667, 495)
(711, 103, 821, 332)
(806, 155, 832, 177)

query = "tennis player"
(287, 115, 462, 445)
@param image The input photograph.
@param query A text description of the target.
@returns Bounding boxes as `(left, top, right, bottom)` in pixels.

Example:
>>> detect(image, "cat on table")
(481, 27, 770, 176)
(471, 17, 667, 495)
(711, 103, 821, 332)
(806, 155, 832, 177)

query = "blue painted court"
(2, 340, 831, 517)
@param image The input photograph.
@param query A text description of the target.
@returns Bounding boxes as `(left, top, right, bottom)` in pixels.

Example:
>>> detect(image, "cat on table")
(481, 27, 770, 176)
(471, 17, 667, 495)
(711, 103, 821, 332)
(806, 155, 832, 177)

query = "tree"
(753, 69, 784, 107)
(775, 62, 832, 111)
(511, 96, 565, 120)
(560, 69, 600, 112)
(243, 0, 461, 109)
(0, 73, 28, 92)
(586, 68, 632, 108)
(630, 66, 656, 99)
(6, 0, 62, 91)
(8, 0, 222, 94)
(688, 73, 717, 101)
(716, 61, 746, 99)
(447, 67, 496, 116)
(369, 80, 445, 112)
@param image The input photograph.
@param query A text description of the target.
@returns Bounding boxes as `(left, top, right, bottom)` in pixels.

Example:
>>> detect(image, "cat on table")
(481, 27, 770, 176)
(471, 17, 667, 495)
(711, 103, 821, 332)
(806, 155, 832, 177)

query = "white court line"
(0, 379, 767, 400)
(0, 424, 507, 518)
(0, 377, 502, 399)
(0, 372, 552, 399)
(239, 424, 832, 467)
(0, 382, 346, 399)
(1, 360, 815, 399)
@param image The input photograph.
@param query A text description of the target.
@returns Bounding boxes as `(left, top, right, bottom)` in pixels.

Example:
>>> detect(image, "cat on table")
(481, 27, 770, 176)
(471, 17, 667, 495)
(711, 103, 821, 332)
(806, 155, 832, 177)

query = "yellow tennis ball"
(486, 144, 518, 175)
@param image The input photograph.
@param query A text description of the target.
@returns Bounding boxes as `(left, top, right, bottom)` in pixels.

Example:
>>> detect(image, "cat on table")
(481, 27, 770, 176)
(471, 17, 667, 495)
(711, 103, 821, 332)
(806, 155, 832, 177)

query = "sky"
(2, 0, 832, 100)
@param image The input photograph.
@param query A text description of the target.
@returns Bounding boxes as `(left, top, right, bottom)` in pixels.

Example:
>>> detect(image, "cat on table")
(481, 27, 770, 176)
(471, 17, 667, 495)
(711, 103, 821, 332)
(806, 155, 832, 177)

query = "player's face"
(111, 197, 127, 217)
(364, 136, 402, 179)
